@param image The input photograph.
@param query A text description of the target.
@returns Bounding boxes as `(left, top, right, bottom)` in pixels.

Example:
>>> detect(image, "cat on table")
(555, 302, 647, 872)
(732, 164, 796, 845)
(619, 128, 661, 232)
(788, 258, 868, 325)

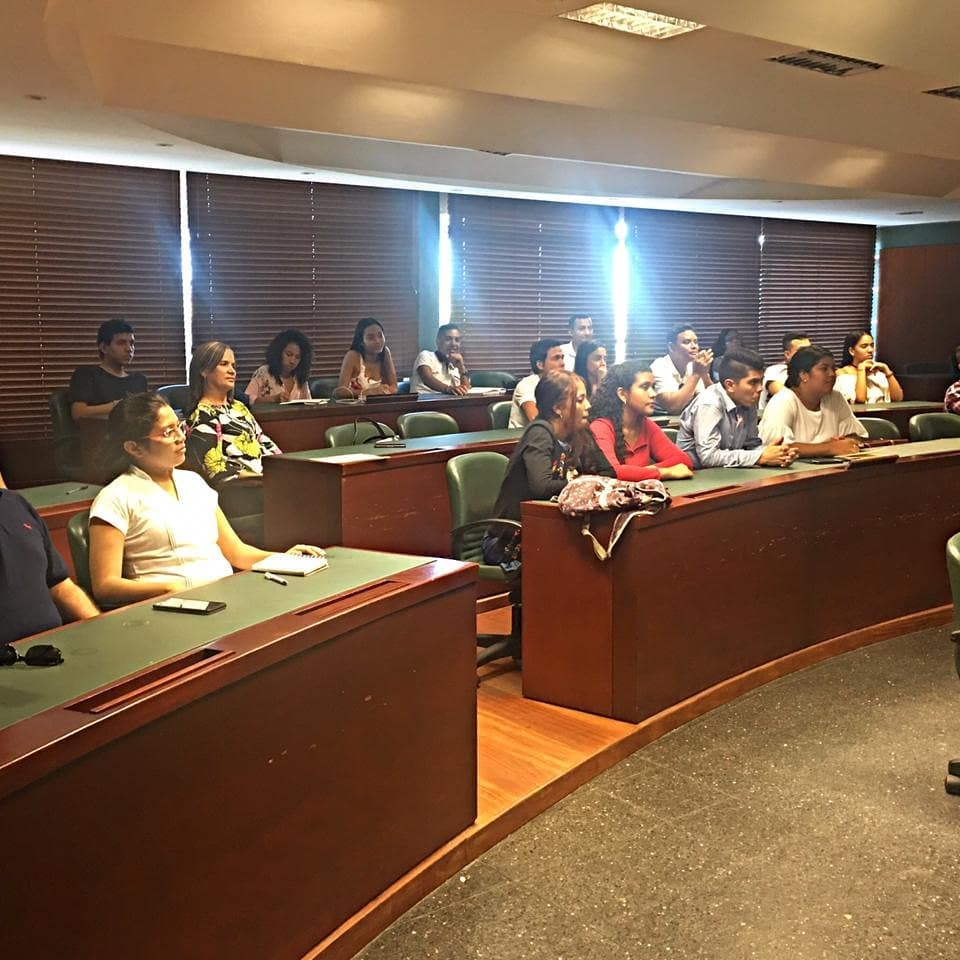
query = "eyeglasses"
(144, 422, 185, 441)
(0, 643, 63, 666)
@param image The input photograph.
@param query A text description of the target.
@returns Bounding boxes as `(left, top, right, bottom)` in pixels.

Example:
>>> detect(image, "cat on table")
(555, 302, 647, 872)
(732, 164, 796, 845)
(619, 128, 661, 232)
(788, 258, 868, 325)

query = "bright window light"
(439, 196, 452, 327)
(179, 170, 193, 376)
(612, 213, 629, 362)
(560, 4, 705, 39)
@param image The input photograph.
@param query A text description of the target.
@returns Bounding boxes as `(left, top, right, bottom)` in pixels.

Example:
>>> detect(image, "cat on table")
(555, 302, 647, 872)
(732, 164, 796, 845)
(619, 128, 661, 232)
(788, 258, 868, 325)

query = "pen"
(263, 572, 288, 586)
(63, 485, 89, 494)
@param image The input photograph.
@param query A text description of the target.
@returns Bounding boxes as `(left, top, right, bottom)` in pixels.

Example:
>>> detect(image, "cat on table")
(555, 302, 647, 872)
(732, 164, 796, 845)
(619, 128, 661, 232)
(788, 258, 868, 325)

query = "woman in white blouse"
(835, 329, 903, 404)
(89, 393, 322, 607)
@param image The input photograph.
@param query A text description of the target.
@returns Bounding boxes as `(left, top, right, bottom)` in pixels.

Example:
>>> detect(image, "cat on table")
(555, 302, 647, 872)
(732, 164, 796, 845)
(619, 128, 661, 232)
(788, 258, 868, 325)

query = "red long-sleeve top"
(589, 417, 693, 481)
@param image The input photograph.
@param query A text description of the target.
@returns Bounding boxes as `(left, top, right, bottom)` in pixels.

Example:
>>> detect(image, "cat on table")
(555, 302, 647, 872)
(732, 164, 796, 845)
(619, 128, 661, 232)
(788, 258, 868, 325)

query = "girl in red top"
(589, 360, 694, 481)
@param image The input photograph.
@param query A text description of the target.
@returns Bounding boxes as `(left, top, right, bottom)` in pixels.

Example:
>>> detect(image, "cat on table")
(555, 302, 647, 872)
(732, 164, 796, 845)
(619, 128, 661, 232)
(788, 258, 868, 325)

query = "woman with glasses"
(88, 393, 322, 607)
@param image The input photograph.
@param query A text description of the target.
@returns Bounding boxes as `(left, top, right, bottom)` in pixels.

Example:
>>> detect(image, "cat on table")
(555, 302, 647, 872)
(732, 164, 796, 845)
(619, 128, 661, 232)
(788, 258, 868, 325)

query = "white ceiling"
(2, 0, 960, 225)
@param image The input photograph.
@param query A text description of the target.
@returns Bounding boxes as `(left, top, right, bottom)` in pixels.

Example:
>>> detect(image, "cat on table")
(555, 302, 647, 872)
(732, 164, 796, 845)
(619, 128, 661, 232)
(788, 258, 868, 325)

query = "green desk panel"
(283, 428, 522, 462)
(664, 459, 838, 497)
(0, 547, 426, 732)
(18, 481, 101, 510)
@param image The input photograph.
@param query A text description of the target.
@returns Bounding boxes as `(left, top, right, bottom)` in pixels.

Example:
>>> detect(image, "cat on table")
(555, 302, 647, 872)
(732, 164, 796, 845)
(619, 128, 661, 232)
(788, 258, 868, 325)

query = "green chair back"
(948, 532, 960, 618)
(397, 411, 459, 439)
(661, 427, 679, 443)
(156, 383, 191, 413)
(48, 389, 83, 481)
(858, 417, 900, 440)
(908, 412, 960, 442)
(445, 452, 509, 565)
(324, 420, 393, 447)
(470, 370, 518, 390)
(309, 376, 340, 399)
(397, 379, 412, 395)
(66, 509, 92, 596)
(489, 401, 512, 430)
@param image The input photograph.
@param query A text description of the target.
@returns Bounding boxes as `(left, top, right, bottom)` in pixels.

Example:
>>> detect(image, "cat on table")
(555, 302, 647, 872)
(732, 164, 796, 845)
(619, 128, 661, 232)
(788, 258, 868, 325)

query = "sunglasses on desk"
(0, 643, 64, 667)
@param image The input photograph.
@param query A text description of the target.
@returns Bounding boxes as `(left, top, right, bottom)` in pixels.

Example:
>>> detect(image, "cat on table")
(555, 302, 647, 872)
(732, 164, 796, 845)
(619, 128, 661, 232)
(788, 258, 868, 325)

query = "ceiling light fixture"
(896, 210, 924, 216)
(559, 4, 705, 39)
(25, 94, 47, 101)
(155, 142, 173, 147)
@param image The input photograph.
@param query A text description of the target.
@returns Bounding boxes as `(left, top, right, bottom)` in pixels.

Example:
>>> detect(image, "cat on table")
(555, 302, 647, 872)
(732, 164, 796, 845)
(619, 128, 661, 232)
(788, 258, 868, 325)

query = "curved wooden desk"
(521, 440, 960, 722)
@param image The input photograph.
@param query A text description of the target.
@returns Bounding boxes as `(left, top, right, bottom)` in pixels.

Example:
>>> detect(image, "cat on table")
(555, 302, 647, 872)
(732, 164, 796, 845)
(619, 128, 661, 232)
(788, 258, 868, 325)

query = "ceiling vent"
(924, 85, 960, 100)
(767, 49, 884, 77)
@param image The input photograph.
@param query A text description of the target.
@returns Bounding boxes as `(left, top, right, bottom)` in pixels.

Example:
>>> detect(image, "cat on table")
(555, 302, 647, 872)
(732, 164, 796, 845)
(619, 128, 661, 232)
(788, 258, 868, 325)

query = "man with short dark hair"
(650, 325, 713, 415)
(69, 318, 148, 421)
(678, 348, 797, 469)
(0, 487, 98, 644)
(410, 323, 471, 395)
(760, 331, 811, 411)
(509, 338, 565, 428)
(560, 314, 594, 370)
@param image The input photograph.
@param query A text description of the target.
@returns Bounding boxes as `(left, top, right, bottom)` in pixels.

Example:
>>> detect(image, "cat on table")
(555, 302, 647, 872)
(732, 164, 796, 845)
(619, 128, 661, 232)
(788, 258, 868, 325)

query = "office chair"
(858, 417, 901, 440)
(445, 452, 522, 669)
(908, 413, 960, 442)
(469, 370, 518, 390)
(944, 532, 960, 795)
(324, 420, 393, 447)
(48, 389, 85, 481)
(397, 411, 459, 439)
(488, 401, 512, 430)
(309, 376, 340, 399)
(66, 510, 93, 596)
(156, 383, 191, 414)
(397, 379, 412, 395)
(661, 427, 679, 443)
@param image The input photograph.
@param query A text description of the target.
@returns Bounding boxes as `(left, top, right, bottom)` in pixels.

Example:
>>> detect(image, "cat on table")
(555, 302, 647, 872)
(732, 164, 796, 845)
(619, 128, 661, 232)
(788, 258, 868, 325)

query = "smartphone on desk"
(153, 598, 227, 615)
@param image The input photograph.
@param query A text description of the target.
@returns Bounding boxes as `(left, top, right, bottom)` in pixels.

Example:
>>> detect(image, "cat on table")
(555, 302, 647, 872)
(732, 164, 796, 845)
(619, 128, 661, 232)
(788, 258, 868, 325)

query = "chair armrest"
(451, 519, 520, 557)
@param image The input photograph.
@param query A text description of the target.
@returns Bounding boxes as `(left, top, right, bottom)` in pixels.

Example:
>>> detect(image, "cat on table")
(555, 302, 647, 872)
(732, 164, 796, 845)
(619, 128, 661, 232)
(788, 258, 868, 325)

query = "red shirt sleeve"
(645, 419, 693, 469)
(589, 418, 661, 481)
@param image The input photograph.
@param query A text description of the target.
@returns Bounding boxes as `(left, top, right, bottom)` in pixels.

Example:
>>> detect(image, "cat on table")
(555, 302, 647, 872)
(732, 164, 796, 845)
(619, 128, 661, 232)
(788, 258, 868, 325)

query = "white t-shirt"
(759, 362, 788, 413)
(509, 373, 540, 428)
(759, 389, 868, 445)
(650, 354, 704, 414)
(560, 342, 576, 371)
(410, 349, 463, 394)
(834, 369, 891, 405)
(90, 467, 233, 589)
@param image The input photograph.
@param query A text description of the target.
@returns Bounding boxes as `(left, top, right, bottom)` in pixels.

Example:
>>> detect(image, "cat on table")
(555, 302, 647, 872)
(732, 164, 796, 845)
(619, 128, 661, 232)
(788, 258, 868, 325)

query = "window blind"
(758, 219, 876, 363)
(626, 209, 762, 364)
(0, 155, 184, 439)
(449, 195, 619, 374)
(188, 174, 420, 384)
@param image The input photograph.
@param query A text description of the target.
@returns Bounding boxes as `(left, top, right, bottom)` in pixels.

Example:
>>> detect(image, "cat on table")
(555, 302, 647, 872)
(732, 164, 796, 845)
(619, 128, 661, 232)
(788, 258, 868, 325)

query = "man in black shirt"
(68, 318, 148, 421)
(0, 489, 98, 644)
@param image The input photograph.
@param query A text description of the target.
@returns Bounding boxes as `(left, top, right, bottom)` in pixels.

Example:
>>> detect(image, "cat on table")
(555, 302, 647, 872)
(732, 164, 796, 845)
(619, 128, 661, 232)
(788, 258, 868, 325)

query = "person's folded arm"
(215, 508, 324, 569)
(49, 577, 99, 622)
(88, 519, 181, 605)
(521, 426, 569, 499)
(647, 422, 694, 470)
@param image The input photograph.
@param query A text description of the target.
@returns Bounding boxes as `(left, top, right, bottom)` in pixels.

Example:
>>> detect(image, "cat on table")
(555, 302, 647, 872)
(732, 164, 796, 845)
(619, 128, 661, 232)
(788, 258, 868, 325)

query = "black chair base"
(946, 759, 960, 795)
(477, 604, 521, 669)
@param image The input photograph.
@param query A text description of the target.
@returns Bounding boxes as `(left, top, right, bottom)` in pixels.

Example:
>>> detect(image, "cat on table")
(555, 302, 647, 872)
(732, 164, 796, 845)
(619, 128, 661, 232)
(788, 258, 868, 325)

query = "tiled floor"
(358, 625, 960, 959)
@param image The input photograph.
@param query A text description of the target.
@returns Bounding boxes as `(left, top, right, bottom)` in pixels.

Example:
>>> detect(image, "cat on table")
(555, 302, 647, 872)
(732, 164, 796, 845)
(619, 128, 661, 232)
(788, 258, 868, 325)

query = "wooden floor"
(303, 604, 954, 960)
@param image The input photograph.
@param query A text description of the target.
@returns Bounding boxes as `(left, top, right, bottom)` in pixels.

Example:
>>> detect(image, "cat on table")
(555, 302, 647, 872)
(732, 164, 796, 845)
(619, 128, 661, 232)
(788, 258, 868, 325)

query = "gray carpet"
(359, 625, 960, 960)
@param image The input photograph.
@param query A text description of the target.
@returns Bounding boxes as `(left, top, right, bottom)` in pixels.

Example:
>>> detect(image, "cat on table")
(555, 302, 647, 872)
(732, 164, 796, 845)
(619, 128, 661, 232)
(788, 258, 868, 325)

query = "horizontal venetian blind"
(188, 174, 420, 384)
(758, 219, 876, 363)
(0, 155, 184, 439)
(449, 196, 618, 374)
(626, 209, 762, 364)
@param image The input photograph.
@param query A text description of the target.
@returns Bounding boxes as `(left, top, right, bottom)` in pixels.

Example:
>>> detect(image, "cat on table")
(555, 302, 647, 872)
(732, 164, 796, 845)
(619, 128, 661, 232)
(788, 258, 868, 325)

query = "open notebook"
(251, 554, 328, 576)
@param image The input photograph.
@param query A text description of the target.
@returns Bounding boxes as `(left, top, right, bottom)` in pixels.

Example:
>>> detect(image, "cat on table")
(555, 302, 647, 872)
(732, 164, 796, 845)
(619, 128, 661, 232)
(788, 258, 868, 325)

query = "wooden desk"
(851, 400, 943, 436)
(264, 429, 522, 557)
(521, 442, 960, 723)
(257, 392, 510, 452)
(17, 481, 101, 577)
(0, 548, 477, 960)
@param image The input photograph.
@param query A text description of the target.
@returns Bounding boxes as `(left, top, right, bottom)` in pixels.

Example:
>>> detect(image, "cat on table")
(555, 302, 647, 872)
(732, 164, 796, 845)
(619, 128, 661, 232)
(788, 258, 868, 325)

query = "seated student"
(945, 345, 960, 415)
(245, 329, 313, 404)
(760, 331, 811, 412)
(589, 361, 693, 480)
(0, 467, 5, 488)
(573, 340, 607, 399)
(68, 318, 148, 421)
(759, 345, 868, 456)
(560, 314, 594, 371)
(184, 341, 281, 517)
(410, 324, 471, 395)
(650, 325, 713, 415)
(678, 349, 798, 469)
(89, 394, 323, 607)
(509, 338, 565, 428)
(709, 328, 745, 381)
(337, 317, 398, 398)
(835, 329, 903, 404)
(0, 485, 98, 644)
(482, 370, 614, 568)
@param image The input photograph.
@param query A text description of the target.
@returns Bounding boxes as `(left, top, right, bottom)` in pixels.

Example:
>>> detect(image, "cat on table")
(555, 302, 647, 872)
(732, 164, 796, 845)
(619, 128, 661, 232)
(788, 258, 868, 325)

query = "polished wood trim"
(301, 603, 952, 960)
